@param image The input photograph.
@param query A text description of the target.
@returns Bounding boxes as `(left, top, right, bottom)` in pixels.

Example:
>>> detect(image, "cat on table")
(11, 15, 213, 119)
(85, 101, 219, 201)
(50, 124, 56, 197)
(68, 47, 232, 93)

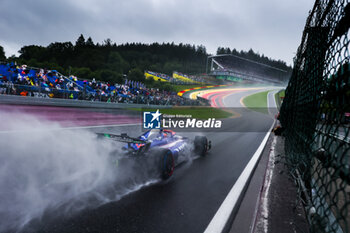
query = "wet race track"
(0, 87, 278, 233)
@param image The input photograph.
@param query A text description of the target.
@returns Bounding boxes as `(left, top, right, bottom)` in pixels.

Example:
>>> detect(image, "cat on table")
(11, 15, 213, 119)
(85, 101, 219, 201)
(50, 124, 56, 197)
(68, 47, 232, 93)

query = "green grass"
(242, 90, 270, 114)
(172, 84, 206, 93)
(278, 90, 285, 98)
(129, 107, 232, 119)
(274, 89, 285, 109)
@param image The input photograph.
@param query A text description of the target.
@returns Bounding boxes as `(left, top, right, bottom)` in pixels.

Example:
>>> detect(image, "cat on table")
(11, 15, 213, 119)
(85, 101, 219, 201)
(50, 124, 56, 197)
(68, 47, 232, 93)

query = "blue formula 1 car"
(97, 129, 211, 179)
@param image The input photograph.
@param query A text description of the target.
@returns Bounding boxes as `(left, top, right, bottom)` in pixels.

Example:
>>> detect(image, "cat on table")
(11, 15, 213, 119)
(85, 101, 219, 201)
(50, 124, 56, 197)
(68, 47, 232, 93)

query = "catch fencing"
(279, 0, 350, 232)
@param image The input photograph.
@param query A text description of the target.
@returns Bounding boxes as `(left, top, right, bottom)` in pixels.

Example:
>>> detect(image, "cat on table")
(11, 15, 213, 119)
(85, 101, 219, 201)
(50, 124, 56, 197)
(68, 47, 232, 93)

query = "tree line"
(0, 35, 291, 85)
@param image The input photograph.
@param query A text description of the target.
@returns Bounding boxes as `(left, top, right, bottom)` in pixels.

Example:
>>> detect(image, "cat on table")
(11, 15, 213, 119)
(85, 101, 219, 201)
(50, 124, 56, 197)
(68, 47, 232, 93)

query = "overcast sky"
(0, 0, 315, 65)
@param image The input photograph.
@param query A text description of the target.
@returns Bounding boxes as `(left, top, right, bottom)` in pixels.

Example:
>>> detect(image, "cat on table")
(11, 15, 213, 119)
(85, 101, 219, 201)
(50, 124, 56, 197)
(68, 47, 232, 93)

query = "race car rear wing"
(96, 133, 147, 144)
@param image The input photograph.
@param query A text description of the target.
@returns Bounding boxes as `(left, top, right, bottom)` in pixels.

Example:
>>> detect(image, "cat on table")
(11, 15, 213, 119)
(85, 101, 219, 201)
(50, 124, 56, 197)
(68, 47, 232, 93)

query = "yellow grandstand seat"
(144, 71, 169, 82)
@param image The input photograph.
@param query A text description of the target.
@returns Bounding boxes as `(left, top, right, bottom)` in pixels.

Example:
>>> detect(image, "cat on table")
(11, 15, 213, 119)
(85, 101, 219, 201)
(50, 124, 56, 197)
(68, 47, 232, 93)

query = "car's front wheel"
(194, 136, 209, 156)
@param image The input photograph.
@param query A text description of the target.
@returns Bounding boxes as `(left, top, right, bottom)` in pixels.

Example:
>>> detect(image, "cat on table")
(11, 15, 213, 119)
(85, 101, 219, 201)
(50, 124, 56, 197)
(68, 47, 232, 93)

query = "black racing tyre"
(160, 149, 175, 180)
(194, 136, 208, 157)
(148, 148, 175, 180)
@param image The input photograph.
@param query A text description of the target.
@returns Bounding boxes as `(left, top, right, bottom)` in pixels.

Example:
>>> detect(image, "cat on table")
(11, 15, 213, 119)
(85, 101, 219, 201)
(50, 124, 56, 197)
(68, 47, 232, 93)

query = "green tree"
(149, 63, 162, 72)
(163, 61, 181, 74)
(18, 45, 46, 61)
(26, 58, 39, 67)
(47, 42, 74, 65)
(86, 37, 94, 47)
(103, 38, 112, 47)
(128, 68, 144, 82)
(13, 37, 291, 84)
(72, 67, 93, 79)
(196, 45, 206, 55)
(0, 45, 6, 60)
(75, 34, 86, 47)
(216, 47, 226, 55)
(152, 80, 162, 89)
(144, 76, 155, 86)
(108, 51, 128, 73)
(162, 83, 174, 92)
(98, 69, 123, 83)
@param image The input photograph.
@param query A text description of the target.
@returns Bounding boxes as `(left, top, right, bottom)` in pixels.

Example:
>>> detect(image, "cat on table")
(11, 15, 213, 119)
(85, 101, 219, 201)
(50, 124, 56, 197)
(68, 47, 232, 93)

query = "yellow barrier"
(172, 72, 201, 84)
(144, 72, 169, 82)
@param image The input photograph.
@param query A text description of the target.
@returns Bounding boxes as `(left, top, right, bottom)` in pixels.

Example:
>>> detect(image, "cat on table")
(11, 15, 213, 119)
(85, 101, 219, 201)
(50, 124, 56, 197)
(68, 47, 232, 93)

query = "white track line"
(204, 91, 277, 233)
(257, 136, 277, 233)
(204, 122, 275, 233)
(0, 123, 141, 134)
(267, 90, 279, 117)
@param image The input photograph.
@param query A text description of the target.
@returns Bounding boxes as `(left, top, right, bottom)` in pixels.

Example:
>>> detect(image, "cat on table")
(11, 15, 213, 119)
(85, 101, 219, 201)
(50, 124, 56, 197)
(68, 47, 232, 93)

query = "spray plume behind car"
(0, 112, 159, 233)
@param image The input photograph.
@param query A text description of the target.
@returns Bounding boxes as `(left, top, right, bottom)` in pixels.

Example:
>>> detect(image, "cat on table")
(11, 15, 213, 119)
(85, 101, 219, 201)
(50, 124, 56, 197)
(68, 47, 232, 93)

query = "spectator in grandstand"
(0, 62, 203, 106)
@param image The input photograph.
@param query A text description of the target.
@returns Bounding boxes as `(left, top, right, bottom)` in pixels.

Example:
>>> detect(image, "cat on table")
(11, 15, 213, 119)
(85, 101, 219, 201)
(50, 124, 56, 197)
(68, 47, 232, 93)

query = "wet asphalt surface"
(4, 88, 277, 233)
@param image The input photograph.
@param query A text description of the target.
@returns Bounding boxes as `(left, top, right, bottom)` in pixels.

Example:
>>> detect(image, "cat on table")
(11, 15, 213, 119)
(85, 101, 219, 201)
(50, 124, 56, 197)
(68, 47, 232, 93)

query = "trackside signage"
(143, 109, 222, 130)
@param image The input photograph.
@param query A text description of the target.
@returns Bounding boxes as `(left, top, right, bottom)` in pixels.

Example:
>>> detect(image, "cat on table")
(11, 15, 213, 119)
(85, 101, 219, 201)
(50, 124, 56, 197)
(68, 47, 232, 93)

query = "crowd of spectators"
(145, 70, 210, 85)
(0, 62, 202, 106)
(145, 70, 186, 84)
(173, 71, 215, 84)
(145, 71, 172, 81)
(0, 62, 85, 98)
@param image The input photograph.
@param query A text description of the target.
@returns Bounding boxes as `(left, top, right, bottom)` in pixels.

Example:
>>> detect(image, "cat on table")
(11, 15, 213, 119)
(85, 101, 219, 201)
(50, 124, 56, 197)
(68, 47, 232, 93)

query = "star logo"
(143, 109, 162, 129)
(150, 109, 162, 122)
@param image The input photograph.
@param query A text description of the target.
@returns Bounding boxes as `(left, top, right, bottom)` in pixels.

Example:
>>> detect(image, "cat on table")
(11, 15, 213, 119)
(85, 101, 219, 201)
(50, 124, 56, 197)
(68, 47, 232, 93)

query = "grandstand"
(172, 71, 203, 84)
(144, 71, 171, 82)
(145, 70, 211, 85)
(0, 62, 202, 106)
(207, 54, 291, 84)
(0, 62, 87, 98)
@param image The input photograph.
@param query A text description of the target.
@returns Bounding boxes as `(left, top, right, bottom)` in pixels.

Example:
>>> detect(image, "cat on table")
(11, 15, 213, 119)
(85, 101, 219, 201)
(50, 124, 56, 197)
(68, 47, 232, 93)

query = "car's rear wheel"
(194, 136, 208, 156)
(148, 148, 175, 180)
(161, 149, 175, 179)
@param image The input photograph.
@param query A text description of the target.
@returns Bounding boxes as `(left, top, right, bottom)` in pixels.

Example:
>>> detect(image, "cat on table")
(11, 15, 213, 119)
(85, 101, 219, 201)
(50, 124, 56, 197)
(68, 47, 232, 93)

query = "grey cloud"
(0, 0, 315, 65)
